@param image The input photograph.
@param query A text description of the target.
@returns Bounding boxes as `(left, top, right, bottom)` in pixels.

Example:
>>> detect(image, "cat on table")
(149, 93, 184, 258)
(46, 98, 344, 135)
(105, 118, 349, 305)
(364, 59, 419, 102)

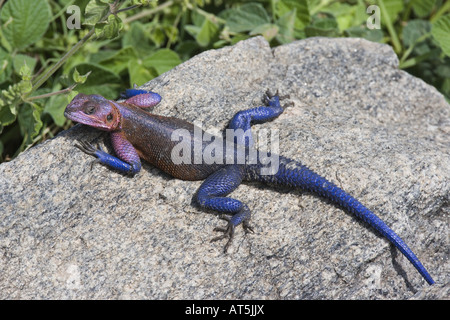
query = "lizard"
(64, 88, 435, 285)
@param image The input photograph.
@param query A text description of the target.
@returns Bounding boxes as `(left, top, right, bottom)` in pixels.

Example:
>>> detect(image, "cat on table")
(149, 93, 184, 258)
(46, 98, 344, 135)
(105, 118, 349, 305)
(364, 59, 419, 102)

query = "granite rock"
(0, 37, 448, 299)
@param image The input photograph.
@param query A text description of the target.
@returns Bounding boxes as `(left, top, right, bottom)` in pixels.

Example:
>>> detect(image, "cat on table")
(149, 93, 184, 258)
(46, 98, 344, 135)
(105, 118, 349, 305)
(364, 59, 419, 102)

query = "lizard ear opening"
(107, 101, 122, 130)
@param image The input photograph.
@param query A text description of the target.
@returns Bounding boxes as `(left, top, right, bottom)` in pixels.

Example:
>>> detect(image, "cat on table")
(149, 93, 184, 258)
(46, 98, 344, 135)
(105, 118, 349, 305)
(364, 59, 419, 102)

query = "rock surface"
(0, 37, 448, 299)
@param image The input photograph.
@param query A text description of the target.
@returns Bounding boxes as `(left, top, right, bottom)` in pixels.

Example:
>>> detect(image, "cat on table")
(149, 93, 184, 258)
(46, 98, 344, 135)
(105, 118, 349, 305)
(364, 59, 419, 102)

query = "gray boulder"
(0, 36, 448, 299)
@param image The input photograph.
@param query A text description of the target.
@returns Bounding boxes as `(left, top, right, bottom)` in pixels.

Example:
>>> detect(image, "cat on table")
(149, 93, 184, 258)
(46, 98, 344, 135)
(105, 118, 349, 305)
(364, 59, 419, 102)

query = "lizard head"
(64, 93, 121, 131)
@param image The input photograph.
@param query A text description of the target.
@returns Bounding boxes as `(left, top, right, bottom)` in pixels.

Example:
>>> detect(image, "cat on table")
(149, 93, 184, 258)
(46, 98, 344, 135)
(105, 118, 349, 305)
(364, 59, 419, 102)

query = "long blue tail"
(253, 157, 435, 285)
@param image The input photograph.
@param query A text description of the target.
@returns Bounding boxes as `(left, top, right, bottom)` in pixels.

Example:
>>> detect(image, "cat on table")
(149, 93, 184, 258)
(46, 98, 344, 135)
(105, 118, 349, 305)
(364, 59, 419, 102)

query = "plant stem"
(29, 28, 95, 95)
(124, 0, 174, 24)
(399, 31, 432, 67)
(399, 48, 438, 69)
(28, 1, 127, 97)
(378, 0, 402, 54)
(27, 84, 78, 101)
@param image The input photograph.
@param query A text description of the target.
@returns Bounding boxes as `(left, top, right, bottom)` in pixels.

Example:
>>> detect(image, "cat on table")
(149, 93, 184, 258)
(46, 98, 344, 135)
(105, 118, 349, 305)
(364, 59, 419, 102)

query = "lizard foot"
(263, 89, 293, 109)
(75, 140, 103, 170)
(75, 140, 99, 155)
(211, 215, 254, 253)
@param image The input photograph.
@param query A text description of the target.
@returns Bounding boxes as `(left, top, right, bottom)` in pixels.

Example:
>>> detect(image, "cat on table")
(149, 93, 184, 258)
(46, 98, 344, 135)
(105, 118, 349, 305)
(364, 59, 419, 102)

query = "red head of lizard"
(64, 93, 121, 131)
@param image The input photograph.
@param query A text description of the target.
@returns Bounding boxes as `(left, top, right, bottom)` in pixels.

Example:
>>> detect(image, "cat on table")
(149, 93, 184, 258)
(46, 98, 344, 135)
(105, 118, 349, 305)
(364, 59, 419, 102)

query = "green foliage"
(432, 14, 450, 56)
(0, 0, 52, 50)
(0, 0, 449, 162)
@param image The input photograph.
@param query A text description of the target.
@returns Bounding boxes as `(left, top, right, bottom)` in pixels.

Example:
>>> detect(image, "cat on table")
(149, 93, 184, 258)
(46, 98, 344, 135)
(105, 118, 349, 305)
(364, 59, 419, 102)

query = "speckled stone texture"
(0, 37, 448, 299)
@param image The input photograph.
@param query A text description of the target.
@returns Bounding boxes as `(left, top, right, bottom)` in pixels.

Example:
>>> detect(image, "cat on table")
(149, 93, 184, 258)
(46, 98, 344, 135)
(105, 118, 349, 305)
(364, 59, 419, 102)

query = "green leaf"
(99, 47, 138, 74)
(175, 40, 200, 61)
(381, 0, 404, 24)
(163, 24, 179, 44)
(67, 90, 79, 103)
(432, 14, 450, 57)
(402, 20, 431, 48)
(305, 16, 340, 38)
(84, 0, 110, 26)
(44, 94, 71, 126)
(142, 49, 181, 75)
(274, 0, 310, 31)
(122, 22, 155, 57)
(30, 103, 43, 138)
(19, 62, 31, 81)
(345, 26, 384, 43)
(69, 63, 121, 98)
(72, 68, 91, 84)
(94, 14, 123, 40)
(411, 0, 436, 18)
(435, 63, 450, 79)
(0, 104, 17, 130)
(18, 102, 43, 141)
(186, 11, 220, 48)
(221, 3, 270, 33)
(131, 0, 156, 5)
(0, 49, 13, 83)
(196, 18, 219, 47)
(185, 25, 201, 38)
(128, 59, 157, 87)
(319, 2, 357, 31)
(13, 54, 36, 75)
(276, 9, 297, 44)
(250, 24, 279, 42)
(191, 9, 206, 27)
(0, 0, 51, 50)
(17, 78, 32, 94)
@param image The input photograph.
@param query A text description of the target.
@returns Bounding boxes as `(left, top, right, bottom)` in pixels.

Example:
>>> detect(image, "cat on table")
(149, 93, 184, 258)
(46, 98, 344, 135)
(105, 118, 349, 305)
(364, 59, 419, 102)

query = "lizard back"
(118, 104, 225, 180)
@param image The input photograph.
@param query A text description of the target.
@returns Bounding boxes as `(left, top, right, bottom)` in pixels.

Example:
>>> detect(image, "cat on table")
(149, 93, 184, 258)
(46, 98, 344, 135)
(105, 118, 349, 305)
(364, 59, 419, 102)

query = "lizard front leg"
(76, 131, 141, 175)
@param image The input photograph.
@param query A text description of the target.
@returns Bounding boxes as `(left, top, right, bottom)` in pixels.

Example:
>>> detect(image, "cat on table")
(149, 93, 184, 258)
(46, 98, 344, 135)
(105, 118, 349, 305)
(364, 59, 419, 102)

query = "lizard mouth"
(64, 110, 113, 131)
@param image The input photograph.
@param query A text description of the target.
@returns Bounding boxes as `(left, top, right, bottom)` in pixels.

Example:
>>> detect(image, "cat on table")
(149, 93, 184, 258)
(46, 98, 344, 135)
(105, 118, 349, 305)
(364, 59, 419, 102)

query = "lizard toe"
(211, 222, 235, 253)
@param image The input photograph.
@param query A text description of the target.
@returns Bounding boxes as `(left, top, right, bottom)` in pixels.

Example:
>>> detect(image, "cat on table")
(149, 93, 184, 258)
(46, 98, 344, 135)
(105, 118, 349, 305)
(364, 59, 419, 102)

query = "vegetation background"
(0, 0, 449, 162)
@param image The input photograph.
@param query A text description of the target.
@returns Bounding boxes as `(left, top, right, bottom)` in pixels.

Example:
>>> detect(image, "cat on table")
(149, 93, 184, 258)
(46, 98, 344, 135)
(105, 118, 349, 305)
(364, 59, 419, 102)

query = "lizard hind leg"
(195, 165, 253, 253)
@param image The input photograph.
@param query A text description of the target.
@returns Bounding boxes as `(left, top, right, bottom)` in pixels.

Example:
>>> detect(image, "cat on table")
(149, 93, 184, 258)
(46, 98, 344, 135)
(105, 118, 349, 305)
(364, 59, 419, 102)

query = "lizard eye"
(84, 103, 96, 115)
(106, 114, 113, 121)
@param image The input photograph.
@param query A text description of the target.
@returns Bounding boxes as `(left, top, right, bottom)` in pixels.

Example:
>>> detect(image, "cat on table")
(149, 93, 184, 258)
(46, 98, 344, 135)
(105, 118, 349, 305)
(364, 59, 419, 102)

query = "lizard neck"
(108, 101, 123, 131)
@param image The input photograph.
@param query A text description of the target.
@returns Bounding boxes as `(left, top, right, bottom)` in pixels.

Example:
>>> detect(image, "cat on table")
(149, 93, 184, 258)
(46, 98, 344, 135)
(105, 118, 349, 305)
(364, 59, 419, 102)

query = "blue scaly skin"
(64, 89, 435, 285)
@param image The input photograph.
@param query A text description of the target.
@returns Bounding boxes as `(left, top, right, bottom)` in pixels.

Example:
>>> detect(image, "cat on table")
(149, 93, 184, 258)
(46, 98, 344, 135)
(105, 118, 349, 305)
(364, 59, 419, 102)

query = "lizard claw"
(211, 225, 235, 254)
(211, 215, 254, 253)
(282, 101, 294, 109)
(263, 89, 291, 105)
(75, 140, 98, 155)
(75, 140, 102, 170)
(210, 215, 234, 253)
(263, 90, 293, 112)
(263, 89, 277, 104)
